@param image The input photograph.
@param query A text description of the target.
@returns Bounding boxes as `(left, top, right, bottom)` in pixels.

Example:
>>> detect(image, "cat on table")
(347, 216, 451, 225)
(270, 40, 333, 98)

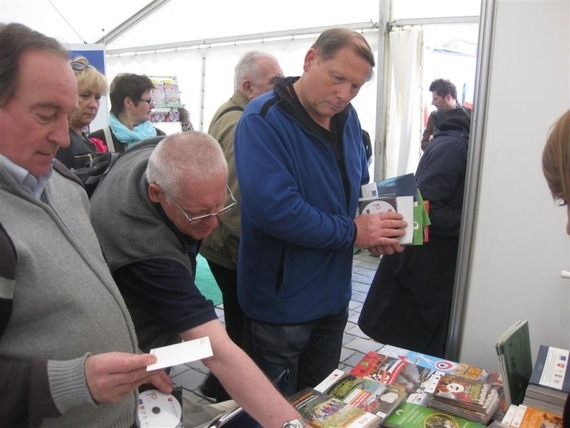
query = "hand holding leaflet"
(146, 337, 213, 371)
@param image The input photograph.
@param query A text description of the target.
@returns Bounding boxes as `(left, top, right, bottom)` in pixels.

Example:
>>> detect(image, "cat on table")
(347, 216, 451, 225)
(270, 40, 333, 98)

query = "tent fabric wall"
(0, 0, 480, 182)
(386, 27, 423, 177)
(105, 33, 380, 141)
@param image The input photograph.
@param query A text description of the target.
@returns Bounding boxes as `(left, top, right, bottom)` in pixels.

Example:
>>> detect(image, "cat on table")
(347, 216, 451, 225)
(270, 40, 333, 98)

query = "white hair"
(234, 50, 279, 90)
(146, 131, 227, 199)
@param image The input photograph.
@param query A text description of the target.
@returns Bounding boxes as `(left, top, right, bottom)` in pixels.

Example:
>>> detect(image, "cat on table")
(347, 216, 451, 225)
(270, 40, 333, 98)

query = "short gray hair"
(146, 131, 227, 199)
(234, 50, 279, 90)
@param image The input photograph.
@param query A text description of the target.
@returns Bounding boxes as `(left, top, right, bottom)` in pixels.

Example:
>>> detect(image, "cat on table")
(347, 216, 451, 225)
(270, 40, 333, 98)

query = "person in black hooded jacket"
(358, 107, 471, 358)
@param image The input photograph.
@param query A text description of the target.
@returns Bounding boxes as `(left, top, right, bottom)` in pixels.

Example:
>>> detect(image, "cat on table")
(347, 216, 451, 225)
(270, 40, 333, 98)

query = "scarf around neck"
(109, 113, 157, 148)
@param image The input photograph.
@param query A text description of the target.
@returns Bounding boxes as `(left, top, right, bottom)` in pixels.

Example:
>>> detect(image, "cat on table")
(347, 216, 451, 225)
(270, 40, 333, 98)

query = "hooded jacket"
(234, 77, 369, 324)
(358, 106, 471, 357)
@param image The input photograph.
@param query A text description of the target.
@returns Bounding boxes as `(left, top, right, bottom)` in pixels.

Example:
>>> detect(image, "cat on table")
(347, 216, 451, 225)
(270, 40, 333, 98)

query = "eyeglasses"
(170, 185, 236, 224)
(70, 61, 94, 72)
(139, 98, 153, 105)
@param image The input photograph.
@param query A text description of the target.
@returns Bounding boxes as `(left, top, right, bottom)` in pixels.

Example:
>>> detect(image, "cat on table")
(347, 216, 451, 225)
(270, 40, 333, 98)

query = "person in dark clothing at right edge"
(359, 106, 472, 358)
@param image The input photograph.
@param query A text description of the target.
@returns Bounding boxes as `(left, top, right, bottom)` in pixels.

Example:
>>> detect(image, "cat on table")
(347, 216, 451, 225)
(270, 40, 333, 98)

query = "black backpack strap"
(212, 105, 244, 124)
(84, 152, 120, 187)
(52, 159, 83, 187)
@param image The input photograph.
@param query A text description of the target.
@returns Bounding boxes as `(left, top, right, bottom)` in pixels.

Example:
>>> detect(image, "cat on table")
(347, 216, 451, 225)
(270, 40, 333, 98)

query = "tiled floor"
(170, 249, 383, 404)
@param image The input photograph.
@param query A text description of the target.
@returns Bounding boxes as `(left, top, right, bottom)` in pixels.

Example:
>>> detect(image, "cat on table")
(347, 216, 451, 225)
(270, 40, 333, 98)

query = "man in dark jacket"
(359, 107, 472, 358)
(421, 78, 471, 151)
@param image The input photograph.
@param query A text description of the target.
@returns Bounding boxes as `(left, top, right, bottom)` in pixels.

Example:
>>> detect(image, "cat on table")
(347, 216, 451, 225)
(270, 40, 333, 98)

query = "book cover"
(349, 351, 437, 394)
(360, 173, 417, 200)
(412, 201, 424, 245)
(413, 189, 431, 245)
(529, 345, 570, 393)
(396, 195, 414, 245)
(383, 402, 487, 428)
(503, 404, 563, 428)
(379, 344, 501, 386)
(423, 199, 430, 242)
(495, 320, 532, 406)
(288, 387, 381, 428)
(316, 369, 408, 422)
(429, 373, 501, 423)
(432, 374, 493, 409)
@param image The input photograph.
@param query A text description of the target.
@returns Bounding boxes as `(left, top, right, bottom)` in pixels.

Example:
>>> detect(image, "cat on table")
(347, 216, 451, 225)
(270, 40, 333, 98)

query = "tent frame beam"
(96, 0, 171, 45)
(105, 21, 379, 56)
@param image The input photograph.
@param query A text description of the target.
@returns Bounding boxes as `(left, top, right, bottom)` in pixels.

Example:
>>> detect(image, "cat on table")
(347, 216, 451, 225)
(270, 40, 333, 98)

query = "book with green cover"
(413, 189, 431, 245)
(383, 402, 486, 428)
(495, 320, 532, 406)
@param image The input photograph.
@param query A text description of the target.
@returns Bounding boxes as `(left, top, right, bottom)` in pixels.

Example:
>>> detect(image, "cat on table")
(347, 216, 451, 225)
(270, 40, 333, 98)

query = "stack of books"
(314, 368, 408, 425)
(348, 346, 503, 425)
(349, 350, 438, 396)
(498, 403, 563, 427)
(523, 345, 570, 416)
(288, 386, 381, 427)
(428, 372, 501, 424)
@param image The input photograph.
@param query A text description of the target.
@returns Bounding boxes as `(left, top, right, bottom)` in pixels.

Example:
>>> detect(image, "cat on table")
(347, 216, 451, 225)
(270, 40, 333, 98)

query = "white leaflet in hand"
(146, 336, 213, 371)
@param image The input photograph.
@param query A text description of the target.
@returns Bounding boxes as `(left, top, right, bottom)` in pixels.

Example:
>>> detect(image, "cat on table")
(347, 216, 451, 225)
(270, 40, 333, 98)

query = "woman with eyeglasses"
(56, 56, 109, 174)
(89, 72, 165, 153)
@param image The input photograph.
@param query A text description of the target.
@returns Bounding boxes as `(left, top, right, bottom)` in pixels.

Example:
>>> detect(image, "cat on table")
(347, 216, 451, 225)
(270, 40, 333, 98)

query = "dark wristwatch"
(282, 418, 307, 428)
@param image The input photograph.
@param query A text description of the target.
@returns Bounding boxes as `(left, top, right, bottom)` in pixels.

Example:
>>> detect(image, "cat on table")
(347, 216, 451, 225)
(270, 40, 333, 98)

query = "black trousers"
(204, 261, 245, 402)
(207, 261, 245, 348)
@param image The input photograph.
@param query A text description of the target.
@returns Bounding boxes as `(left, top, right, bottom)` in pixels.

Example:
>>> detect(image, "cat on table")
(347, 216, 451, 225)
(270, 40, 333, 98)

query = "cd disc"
(138, 389, 182, 428)
(361, 199, 397, 214)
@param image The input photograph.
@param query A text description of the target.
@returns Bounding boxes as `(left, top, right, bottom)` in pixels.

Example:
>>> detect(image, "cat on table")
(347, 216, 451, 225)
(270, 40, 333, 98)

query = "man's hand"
(84, 352, 172, 404)
(354, 212, 407, 248)
(148, 368, 174, 393)
(368, 243, 405, 256)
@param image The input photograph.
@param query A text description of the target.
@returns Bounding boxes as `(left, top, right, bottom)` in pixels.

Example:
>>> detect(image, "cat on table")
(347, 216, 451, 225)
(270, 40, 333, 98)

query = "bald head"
(146, 131, 228, 199)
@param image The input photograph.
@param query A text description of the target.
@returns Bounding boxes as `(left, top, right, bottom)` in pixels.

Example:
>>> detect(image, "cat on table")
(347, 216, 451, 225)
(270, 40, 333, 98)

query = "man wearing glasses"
(89, 131, 305, 427)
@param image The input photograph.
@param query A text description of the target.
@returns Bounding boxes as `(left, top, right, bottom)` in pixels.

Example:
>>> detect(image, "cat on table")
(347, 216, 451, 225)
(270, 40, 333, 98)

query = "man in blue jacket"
(234, 28, 408, 396)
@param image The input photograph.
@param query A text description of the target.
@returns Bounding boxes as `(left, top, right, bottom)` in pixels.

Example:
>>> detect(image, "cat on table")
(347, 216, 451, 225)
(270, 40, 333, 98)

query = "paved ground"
(170, 249, 384, 405)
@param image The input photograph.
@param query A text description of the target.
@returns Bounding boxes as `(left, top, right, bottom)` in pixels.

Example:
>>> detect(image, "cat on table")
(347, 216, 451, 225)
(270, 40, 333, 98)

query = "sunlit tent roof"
(0, 0, 479, 50)
(1, 0, 481, 178)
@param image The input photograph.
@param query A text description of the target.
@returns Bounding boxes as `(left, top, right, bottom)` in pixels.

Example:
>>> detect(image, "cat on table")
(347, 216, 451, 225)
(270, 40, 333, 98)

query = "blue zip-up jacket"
(234, 77, 369, 324)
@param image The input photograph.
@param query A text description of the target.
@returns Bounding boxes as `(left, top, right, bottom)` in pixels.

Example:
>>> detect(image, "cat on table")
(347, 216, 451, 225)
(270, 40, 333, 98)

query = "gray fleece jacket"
(0, 162, 139, 427)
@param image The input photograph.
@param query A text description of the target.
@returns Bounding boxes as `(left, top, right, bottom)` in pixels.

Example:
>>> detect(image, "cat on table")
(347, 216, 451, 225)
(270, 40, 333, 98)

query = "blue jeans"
(243, 308, 349, 397)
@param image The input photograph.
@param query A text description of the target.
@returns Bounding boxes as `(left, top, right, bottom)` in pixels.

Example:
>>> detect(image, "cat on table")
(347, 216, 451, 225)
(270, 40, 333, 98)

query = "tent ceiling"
(1, 0, 480, 51)
(0, 0, 381, 48)
(0, 0, 151, 45)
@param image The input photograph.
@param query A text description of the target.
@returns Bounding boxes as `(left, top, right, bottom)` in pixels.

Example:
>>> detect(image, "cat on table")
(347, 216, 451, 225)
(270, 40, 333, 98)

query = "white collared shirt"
(0, 154, 52, 200)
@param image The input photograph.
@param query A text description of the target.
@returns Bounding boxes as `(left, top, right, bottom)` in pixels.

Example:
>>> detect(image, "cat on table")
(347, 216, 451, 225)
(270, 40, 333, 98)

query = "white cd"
(361, 200, 397, 214)
(138, 389, 182, 428)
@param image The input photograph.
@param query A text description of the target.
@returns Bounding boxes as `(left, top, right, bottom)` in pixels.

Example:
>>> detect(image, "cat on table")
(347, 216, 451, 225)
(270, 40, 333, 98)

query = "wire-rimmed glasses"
(171, 185, 236, 224)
